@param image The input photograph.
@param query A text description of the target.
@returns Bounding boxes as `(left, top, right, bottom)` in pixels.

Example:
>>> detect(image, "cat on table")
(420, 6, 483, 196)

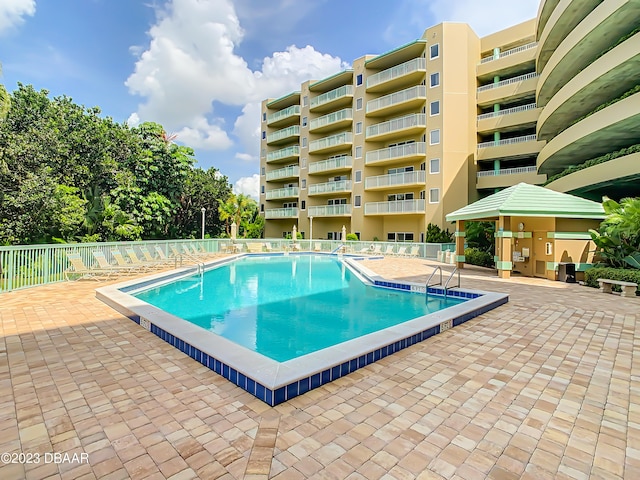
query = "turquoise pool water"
(134, 255, 466, 362)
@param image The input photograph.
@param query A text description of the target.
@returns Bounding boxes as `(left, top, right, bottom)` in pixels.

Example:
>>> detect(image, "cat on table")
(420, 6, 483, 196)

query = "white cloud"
(0, 0, 35, 34)
(235, 152, 256, 162)
(233, 174, 260, 199)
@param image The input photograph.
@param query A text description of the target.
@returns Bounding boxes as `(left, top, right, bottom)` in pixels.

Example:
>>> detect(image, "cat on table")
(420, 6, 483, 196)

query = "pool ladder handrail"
(443, 267, 460, 297)
(426, 266, 460, 297)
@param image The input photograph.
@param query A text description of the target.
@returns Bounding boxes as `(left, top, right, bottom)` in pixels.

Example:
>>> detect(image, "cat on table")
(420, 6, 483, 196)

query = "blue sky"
(0, 0, 538, 197)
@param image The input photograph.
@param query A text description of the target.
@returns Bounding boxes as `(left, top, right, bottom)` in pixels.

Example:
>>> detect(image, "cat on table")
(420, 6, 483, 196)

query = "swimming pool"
(97, 253, 509, 405)
(133, 255, 466, 362)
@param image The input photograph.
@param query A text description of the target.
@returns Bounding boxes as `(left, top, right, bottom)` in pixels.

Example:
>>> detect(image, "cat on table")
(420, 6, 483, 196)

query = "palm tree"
(218, 195, 238, 237)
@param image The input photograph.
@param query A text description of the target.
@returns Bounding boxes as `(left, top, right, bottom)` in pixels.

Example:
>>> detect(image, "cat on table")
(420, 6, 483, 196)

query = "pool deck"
(1, 256, 638, 479)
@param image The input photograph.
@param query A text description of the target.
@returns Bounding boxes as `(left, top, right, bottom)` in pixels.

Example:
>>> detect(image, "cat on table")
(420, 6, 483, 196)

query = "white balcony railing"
(309, 132, 353, 153)
(266, 165, 300, 181)
(365, 142, 426, 164)
(477, 103, 537, 120)
(308, 180, 352, 195)
(267, 105, 300, 125)
(309, 108, 353, 131)
(307, 204, 352, 217)
(267, 125, 300, 144)
(265, 207, 298, 219)
(477, 166, 538, 177)
(266, 145, 300, 163)
(477, 72, 539, 93)
(265, 186, 299, 200)
(477, 134, 537, 149)
(367, 57, 426, 90)
(365, 170, 426, 189)
(366, 86, 426, 114)
(364, 199, 426, 215)
(366, 114, 426, 139)
(308, 155, 353, 174)
(479, 42, 538, 64)
(310, 85, 354, 109)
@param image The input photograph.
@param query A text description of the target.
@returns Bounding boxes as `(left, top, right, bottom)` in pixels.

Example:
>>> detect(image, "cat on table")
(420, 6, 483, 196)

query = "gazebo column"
(495, 216, 512, 279)
(455, 221, 465, 269)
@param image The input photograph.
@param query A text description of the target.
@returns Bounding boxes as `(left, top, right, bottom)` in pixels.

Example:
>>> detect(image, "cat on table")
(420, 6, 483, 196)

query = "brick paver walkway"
(1, 257, 638, 479)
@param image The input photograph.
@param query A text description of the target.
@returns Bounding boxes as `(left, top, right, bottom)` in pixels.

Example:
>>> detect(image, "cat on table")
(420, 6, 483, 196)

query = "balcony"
(477, 135, 544, 161)
(477, 42, 538, 79)
(366, 57, 426, 93)
(477, 72, 539, 106)
(265, 186, 299, 200)
(266, 165, 300, 182)
(309, 131, 353, 155)
(476, 166, 546, 190)
(365, 142, 426, 166)
(308, 155, 353, 175)
(366, 85, 426, 117)
(265, 207, 298, 219)
(364, 199, 426, 215)
(308, 180, 352, 196)
(307, 204, 352, 217)
(266, 125, 300, 145)
(266, 145, 300, 164)
(477, 103, 540, 134)
(365, 114, 426, 142)
(365, 170, 426, 191)
(267, 105, 300, 128)
(309, 108, 353, 133)
(310, 85, 354, 113)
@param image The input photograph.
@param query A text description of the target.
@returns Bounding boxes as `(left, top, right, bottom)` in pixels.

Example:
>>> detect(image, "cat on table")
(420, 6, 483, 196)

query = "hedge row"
(568, 84, 640, 129)
(464, 248, 494, 268)
(584, 267, 640, 295)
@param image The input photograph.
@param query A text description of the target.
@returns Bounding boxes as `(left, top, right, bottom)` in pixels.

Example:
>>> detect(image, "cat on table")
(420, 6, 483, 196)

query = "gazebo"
(445, 183, 606, 280)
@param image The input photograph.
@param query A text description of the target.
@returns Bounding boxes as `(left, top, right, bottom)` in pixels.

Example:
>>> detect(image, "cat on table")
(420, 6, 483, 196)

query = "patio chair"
(64, 252, 118, 281)
(247, 243, 264, 253)
(383, 245, 395, 255)
(372, 244, 382, 255)
(92, 251, 138, 274)
(393, 246, 407, 257)
(408, 246, 420, 258)
(264, 242, 275, 252)
(126, 247, 165, 269)
(141, 246, 176, 267)
(314, 242, 322, 252)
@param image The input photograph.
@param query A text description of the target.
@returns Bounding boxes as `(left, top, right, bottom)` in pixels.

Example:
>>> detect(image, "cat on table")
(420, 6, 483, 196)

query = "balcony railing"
(266, 145, 300, 163)
(266, 165, 300, 181)
(265, 207, 298, 219)
(479, 42, 538, 64)
(477, 103, 537, 120)
(308, 155, 353, 174)
(365, 142, 426, 165)
(309, 108, 353, 131)
(365, 170, 426, 189)
(265, 186, 299, 200)
(309, 132, 353, 153)
(310, 85, 354, 109)
(477, 72, 539, 93)
(477, 134, 537, 149)
(267, 105, 300, 125)
(308, 180, 352, 195)
(366, 86, 426, 114)
(477, 166, 538, 177)
(267, 125, 300, 144)
(307, 204, 352, 217)
(367, 57, 426, 90)
(364, 199, 426, 215)
(366, 114, 426, 139)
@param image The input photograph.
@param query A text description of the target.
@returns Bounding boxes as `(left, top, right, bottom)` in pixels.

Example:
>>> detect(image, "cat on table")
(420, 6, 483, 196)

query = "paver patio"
(1, 257, 638, 479)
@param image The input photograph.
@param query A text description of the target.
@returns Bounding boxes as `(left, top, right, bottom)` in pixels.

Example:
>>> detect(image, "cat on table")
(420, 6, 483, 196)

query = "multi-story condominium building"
(259, 0, 640, 241)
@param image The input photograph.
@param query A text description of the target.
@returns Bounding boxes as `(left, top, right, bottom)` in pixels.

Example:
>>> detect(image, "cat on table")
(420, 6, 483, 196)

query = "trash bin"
(558, 262, 576, 283)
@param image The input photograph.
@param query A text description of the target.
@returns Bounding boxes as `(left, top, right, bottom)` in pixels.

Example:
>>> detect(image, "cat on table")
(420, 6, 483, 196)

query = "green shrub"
(584, 267, 640, 295)
(425, 223, 454, 243)
(464, 248, 494, 268)
(345, 233, 358, 241)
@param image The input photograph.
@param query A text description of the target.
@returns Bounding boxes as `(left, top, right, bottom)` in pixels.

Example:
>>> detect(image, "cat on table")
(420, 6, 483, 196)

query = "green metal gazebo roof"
(445, 183, 606, 222)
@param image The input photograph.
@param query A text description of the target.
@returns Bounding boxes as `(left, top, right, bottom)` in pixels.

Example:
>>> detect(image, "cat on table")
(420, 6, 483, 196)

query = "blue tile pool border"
(96, 254, 509, 406)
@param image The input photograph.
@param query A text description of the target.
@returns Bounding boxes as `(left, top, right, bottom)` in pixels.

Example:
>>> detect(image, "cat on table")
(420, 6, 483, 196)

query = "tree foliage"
(590, 196, 640, 269)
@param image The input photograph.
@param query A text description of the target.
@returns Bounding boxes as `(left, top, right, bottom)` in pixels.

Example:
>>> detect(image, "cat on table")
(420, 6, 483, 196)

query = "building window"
(261, 185, 265, 194)
(356, 97, 363, 110)
(355, 170, 362, 183)
(302, 137, 307, 147)
(261, 166, 265, 176)
(303, 95, 308, 106)
(430, 72, 440, 88)
(301, 158, 307, 168)
(430, 101, 440, 116)
(301, 179, 306, 188)
(430, 43, 439, 59)
(430, 129, 440, 145)
(301, 200, 306, 210)
(430, 158, 440, 174)
(355, 195, 361, 207)
(261, 148, 266, 158)
(355, 122, 362, 134)
(355, 146, 362, 158)
(261, 204, 264, 212)
(429, 188, 440, 203)
(262, 131, 266, 139)
(388, 232, 414, 242)
(302, 116, 308, 127)
(356, 74, 363, 86)
(262, 112, 266, 122)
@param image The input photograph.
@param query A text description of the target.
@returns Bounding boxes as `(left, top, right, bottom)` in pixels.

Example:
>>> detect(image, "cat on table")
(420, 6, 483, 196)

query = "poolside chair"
(111, 249, 147, 272)
(393, 246, 407, 257)
(126, 247, 165, 269)
(383, 245, 395, 255)
(141, 246, 176, 267)
(372, 244, 382, 255)
(314, 242, 322, 252)
(64, 252, 117, 281)
(92, 251, 138, 274)
(408, 246, 420, 258)
(358, 246, 370, 253)
(247, 243, 264, 253)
